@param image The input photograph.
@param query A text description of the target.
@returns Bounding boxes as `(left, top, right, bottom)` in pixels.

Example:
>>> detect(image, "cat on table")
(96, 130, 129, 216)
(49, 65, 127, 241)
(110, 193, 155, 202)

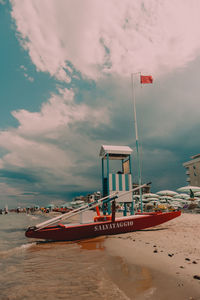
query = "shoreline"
(104, 212, 200, 299)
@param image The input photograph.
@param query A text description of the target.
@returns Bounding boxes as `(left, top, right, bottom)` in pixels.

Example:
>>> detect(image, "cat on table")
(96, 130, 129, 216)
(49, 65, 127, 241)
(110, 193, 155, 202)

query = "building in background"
(132, 183, 151, 195)
(183, 154, 200, 186)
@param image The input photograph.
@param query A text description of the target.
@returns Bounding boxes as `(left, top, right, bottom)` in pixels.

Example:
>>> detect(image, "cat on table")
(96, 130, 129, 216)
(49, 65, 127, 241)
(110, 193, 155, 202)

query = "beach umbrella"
(170, 202, 183, 209)
(142, 198, 151, 203)
(160, 199, 169, 203)
(194, 192, 200, 197)
(143, 193, 159, 199)
(170, 199, 181, 203)
(157, 190, 178, 196)
(177, 186, 200, 193)
(181, 200, 191, 204)
(159, 196, 173, 200)
(61, 203, 70, 208)
(74, 200, 84, 205)
(171, 198, 184, 202)
(46, 204, 55, 208)
(145, 197, 160, 202)
(173, 193, 190, 199)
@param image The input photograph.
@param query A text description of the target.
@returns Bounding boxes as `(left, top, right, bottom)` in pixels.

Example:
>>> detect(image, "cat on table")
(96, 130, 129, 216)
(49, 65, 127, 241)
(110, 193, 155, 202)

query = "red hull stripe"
(25, 211, 181, 241)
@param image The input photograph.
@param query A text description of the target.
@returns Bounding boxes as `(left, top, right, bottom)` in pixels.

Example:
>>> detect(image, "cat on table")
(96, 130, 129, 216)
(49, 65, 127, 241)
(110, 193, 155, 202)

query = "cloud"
(0, 65, 200, 203)
(11, 0, 200, 82)
(3, 0, 200, 206)
(0, 182, 22, 196)
(0, 169, 38, 183)
(0, 87, 110, 200)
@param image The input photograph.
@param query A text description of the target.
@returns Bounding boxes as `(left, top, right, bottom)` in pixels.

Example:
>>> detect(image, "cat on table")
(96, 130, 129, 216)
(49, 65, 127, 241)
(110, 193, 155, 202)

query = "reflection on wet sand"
(78, 236, 105, 251)
(26, 236, 106, 252)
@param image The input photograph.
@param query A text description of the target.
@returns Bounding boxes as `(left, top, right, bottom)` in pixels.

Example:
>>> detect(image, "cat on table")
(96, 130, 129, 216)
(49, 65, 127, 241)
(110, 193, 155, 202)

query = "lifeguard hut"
(99, 145, 134, 215)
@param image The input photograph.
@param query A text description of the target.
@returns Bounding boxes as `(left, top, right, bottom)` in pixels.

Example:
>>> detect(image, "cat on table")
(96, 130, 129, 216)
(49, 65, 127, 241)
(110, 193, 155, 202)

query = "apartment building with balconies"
(183, 154, 200, 186)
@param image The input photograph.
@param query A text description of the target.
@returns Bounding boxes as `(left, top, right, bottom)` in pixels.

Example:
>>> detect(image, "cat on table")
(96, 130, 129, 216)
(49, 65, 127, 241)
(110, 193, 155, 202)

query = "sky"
(1, 0, 200, 208)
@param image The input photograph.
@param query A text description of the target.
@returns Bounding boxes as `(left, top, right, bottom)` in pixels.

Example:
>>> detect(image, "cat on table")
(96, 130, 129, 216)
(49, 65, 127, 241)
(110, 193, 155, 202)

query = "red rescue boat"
(25, 210, 181, 241)
(25, 184, 181, 242)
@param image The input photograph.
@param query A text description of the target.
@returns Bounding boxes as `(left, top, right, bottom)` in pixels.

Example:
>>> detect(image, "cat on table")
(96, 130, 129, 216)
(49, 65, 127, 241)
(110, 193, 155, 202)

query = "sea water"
(0, 213, 140, 300)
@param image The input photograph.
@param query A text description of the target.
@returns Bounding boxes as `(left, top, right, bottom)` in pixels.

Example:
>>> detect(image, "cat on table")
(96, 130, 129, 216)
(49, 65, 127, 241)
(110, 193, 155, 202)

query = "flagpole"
(131, 73, 143, 213)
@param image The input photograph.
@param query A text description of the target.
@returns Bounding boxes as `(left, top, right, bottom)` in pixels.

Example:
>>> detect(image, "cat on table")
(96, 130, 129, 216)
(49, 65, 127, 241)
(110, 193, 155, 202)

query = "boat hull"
(25, 210, 181, 241)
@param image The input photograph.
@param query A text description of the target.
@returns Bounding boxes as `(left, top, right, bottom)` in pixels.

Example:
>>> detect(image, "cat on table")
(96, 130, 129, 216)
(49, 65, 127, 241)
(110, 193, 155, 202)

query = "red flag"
(140, 75, 153, 84)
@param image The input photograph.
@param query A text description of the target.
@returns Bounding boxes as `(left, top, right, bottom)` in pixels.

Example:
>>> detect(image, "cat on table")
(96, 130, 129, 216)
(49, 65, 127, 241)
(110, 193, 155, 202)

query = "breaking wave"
(0, 242, 36, 259)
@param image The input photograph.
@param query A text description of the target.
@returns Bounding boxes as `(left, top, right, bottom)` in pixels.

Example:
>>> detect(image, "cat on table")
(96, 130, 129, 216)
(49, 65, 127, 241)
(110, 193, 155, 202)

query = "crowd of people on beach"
(1, 187, 200, 216)
(2, 206, 72, 214)
(1, 201, 200, 216)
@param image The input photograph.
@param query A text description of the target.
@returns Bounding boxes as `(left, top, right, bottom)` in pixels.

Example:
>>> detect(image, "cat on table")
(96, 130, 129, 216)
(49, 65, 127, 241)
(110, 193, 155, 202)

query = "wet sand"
(105, 212, 200, 299)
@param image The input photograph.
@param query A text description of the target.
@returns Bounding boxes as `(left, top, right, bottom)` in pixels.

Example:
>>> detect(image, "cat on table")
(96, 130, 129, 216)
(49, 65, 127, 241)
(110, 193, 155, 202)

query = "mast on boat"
(131, 73, 153, 213)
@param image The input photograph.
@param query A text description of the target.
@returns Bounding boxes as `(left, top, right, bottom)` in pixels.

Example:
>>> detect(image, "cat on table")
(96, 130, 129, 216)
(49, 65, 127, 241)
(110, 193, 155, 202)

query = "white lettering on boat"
(94, 221, 133, 232)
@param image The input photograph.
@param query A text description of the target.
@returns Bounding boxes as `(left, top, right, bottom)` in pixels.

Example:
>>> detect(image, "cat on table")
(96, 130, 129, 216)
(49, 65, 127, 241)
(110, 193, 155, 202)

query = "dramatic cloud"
(1, 0, 200, 207)
(0, 88, 110, 203)
(11, 0, 200, 81)
(0, 182, 23, 196)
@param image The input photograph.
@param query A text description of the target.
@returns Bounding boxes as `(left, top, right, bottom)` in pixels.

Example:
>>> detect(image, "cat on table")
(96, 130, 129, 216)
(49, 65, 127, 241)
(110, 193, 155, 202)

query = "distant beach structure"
(183, 154, 200, 186)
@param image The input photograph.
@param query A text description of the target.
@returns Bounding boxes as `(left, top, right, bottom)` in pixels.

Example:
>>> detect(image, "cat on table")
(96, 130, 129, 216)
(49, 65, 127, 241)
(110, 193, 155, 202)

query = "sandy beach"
(105, 212, 200, 300)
